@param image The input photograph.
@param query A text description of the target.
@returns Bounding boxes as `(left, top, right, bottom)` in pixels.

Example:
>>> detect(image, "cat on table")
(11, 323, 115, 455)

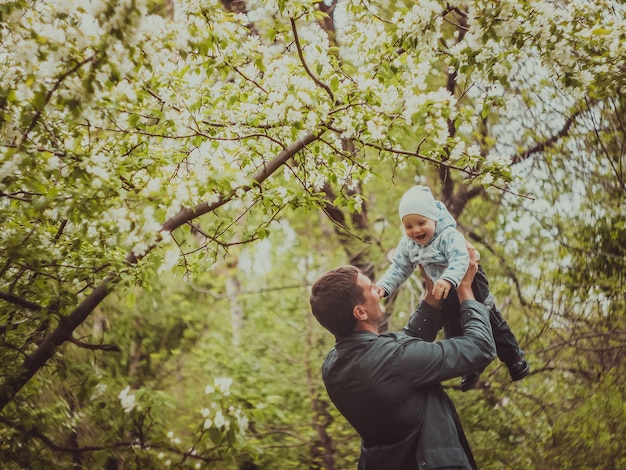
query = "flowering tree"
(1, 0, 625, 466)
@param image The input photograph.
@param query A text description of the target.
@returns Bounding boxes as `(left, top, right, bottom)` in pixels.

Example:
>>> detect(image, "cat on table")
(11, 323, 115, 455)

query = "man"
(309, 247, 496, 469)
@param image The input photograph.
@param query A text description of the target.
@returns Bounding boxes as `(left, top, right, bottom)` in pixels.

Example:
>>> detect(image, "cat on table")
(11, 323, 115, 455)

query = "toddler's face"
(402, 214, 436, 245)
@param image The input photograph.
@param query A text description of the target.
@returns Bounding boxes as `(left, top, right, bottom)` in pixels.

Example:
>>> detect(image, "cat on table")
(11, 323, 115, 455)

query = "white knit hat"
(398, 185, 439, 221)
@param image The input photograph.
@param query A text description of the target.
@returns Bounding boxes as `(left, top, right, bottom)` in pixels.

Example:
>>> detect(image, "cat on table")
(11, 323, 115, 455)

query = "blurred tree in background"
(1, 0, 624, 468)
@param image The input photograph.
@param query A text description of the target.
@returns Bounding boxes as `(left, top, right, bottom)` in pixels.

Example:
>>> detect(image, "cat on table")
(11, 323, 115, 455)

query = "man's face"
(402, 213, 436, 245)
(355, 273, 385, 325)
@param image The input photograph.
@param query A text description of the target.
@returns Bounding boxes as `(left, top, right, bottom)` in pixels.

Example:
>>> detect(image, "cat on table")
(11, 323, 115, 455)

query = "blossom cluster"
(118, 385, 137, 414)
(1, 0, 624, 388)
(201, 377, 249, 435)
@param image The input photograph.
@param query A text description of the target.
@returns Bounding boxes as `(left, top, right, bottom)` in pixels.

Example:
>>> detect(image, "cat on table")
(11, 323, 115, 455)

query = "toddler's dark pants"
(442, 266, 523, 366)
(409, 265, 523, 366)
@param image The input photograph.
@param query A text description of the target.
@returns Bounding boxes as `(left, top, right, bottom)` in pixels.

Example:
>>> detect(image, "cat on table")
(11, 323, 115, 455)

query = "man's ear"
(353, 305, 367, 321)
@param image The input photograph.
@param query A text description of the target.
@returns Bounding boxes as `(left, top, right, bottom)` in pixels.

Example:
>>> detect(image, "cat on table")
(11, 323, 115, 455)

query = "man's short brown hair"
(310, 265, 364, 339)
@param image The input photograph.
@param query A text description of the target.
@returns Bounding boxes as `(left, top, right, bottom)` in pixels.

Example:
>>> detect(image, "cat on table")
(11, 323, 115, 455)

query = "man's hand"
(432, 279, 452, 300)
(458, 243, 480, 302)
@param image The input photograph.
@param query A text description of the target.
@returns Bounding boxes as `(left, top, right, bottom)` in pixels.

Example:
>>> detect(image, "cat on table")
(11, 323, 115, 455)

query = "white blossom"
(90, 383, 108, 401)
(486, 153, 512, 167)
(213, 410, 225, 428)
(118, 386, 136, 413)
(214, 377, 233, 394)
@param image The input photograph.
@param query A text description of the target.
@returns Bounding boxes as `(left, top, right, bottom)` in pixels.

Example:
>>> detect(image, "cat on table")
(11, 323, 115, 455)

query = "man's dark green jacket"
(322, 299, 496, 469)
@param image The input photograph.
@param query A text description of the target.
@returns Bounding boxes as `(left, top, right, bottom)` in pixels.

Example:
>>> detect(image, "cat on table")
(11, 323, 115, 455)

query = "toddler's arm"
(376, 236, 417, 297)
(373, 285, 388, 298)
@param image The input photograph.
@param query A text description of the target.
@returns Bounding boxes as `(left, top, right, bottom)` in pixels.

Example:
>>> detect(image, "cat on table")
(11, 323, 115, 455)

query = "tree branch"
(67, 336, 121, 353)
(0, 415, 135, 453)
(290, 17, 335, 103)
(0, 290, 44, 311)
(0, 130, 322, 412)
(512, 108, 583, 164)
(18, 54, 97, 151)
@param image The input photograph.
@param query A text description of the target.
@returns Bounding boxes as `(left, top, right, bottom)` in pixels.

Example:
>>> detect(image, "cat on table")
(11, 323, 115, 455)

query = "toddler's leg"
(490, 303, 529, 381)
(442, 290, 479, 392)
(404, 305, 445, 341)
(473, 266, 529, 381)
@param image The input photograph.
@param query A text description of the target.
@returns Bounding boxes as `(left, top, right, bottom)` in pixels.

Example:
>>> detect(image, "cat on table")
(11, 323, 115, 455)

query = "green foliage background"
(1, 0, 625, 469)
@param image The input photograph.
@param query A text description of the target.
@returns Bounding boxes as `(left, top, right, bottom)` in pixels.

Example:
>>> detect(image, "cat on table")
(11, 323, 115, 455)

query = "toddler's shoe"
(508, 357, 529, 381)
(460, 372, 480, 392)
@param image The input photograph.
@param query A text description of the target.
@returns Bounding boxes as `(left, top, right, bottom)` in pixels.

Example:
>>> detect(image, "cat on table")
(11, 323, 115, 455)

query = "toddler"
(376, 185, 529, 390)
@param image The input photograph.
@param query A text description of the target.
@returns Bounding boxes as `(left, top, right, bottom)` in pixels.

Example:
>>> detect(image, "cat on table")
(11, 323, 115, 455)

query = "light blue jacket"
(377, 201, 470, 295)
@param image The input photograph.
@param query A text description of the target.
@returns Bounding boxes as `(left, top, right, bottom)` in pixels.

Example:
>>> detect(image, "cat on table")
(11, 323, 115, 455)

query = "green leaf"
(208, 426, 222, 445)
(126, 291, 136, 309)
(32, 90, 47, 111)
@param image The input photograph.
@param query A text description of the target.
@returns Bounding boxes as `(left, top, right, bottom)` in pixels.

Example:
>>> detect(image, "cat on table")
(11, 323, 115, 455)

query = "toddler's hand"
(373, 285, 387, 299)
(432, 279, 452, 300)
